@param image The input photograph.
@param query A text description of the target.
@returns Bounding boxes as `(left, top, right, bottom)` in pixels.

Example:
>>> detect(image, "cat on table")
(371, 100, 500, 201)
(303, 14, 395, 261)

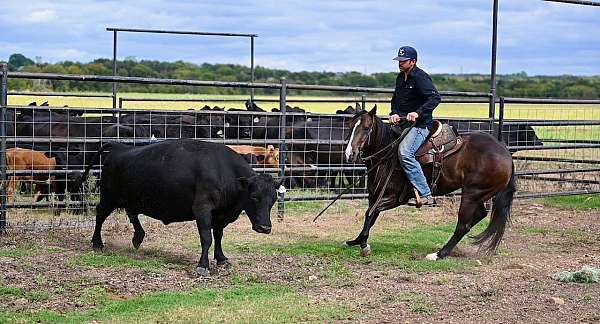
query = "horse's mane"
(351, 110, 398, 154)
(352, 110, 412, 212)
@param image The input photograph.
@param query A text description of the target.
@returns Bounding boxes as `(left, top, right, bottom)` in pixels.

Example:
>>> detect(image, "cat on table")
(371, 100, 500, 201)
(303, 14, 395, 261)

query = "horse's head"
(344, 105, 378, 163)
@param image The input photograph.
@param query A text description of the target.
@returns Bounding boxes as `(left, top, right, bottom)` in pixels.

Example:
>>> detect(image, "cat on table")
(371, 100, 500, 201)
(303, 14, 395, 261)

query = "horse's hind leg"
(427, 198, 487, 260)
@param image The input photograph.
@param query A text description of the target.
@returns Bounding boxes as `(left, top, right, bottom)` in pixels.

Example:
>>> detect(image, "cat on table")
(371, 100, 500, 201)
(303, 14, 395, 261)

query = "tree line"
(4, 53, 599, 99)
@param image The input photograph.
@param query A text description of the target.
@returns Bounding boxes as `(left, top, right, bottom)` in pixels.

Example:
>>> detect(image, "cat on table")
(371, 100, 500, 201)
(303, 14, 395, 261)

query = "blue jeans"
(398, 127, 431, 198)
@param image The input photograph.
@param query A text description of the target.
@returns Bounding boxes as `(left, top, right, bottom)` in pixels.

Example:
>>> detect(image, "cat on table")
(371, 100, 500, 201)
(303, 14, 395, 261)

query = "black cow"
(444, 120, 543, 151)
(245, 100, 266, 112)
(336, 105, 357, 115)
(224, 108, 257, 139)
(285, 117, 357, 189)
(77, 139, 282, 275)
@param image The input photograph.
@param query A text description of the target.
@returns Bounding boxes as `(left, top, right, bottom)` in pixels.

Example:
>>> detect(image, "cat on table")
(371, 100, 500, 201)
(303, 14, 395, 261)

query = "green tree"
(8, 53, 35, 71)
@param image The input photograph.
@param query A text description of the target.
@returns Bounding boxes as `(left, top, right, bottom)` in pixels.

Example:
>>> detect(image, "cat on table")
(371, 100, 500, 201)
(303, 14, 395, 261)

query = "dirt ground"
(1, 200, 599, 323)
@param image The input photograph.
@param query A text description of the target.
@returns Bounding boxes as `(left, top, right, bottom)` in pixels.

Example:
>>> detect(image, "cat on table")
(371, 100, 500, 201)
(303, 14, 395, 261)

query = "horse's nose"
(345, 150, 357, 163)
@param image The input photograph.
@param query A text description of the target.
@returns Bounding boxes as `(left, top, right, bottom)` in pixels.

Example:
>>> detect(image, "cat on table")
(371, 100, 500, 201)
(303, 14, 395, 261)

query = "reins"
(313, 116, 413, 222)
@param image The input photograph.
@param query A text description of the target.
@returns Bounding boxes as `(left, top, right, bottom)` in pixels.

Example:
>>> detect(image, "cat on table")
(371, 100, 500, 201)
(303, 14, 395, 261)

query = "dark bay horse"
(343, 106, 516, 260)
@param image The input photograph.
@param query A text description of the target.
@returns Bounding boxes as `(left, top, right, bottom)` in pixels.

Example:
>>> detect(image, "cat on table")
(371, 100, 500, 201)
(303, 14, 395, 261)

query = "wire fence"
(499, 97, 600, 198)
(1, 68, 598, 230)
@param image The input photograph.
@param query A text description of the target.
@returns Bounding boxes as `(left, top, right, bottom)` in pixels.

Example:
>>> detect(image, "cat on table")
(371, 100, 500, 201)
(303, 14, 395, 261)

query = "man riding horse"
(390, 46, 441, 207)
(341, 46, 515, 259)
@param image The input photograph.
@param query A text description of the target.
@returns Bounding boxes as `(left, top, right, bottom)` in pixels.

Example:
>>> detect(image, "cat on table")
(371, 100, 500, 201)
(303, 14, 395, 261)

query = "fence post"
(277, 77, 287, 220)
(497, 97, 505, 143)
(0, 63, 8, 232)
(112, 30, 118, 111)
(361, 95, 366, 110)
(488, 0, 499, 120)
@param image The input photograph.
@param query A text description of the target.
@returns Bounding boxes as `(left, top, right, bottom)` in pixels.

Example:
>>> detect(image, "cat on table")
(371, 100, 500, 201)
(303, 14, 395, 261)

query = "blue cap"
(393, 46, 417, 61)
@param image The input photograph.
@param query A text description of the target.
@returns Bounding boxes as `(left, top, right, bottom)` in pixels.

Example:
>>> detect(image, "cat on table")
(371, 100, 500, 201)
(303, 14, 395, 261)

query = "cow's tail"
(73, 142, 114, 192)
(472, 161, 516, 255)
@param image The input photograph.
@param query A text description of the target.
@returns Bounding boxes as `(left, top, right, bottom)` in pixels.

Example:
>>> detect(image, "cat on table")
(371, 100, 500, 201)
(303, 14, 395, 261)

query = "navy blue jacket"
(390, 66, 441, 129)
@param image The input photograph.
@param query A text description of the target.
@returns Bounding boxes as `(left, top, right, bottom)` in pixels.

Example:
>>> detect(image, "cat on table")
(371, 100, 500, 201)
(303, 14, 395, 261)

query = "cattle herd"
(3, 100, 543, 211)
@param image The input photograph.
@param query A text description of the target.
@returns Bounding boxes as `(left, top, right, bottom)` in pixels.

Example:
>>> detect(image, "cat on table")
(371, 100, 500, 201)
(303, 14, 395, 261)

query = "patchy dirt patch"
(1, 201, 599, 322)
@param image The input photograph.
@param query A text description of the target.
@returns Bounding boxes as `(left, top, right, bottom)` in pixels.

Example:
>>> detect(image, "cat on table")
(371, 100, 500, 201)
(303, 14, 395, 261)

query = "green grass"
(542, 194, 600, 210)
(521, 226, 594, 245)
(69, 251, 166, 271)
(0, 286, 51, 303)
(75, 286, 110, 307)
(232, 222, 481, 272)
(0, 244, 37, 258)
(0, 286, 23, 296)
(396, 292, 434, 315)
(0, 283, 355, 323)
(0, 243, 63, 258)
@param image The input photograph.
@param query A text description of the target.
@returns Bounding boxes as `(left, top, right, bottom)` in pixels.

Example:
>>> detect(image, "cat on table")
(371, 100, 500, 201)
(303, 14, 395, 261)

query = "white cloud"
(47, 48, 87, 60)
(23, 9, 57, 23)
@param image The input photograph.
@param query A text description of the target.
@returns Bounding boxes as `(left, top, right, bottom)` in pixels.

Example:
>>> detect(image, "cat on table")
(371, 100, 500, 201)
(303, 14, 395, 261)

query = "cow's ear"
(238, 177, 249, 189)
(368, 105, 377, 116)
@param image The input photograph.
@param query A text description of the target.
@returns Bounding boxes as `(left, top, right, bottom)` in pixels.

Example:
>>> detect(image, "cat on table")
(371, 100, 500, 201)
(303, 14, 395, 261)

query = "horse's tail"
(472, 161, 516, 254)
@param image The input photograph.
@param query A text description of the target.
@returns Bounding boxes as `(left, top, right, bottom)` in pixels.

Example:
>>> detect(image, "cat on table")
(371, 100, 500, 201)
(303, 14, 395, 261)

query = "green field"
(7, 92, 600, 120)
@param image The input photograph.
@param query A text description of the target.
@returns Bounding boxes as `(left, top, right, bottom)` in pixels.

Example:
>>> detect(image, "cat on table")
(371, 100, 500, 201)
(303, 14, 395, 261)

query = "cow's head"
(238, 174, 285, 234)
(224, 114, 252, 139)
(264, 145, 280, 166)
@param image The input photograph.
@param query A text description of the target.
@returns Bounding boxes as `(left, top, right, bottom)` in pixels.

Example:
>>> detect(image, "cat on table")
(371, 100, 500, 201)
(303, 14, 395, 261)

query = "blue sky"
(1, 0, 599, 75)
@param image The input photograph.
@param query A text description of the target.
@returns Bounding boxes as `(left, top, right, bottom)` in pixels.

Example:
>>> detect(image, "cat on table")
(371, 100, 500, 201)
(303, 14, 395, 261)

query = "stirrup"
(406, 188, 423, 208)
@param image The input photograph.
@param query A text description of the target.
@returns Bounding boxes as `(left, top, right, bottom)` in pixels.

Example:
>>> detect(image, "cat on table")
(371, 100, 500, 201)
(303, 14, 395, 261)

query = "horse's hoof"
(425, 252, 439, 261)
(132, 233, 145, 249)
(360, 244, 371, 257)
(92, 243, 104, 252)
(196, 267, 210, 276)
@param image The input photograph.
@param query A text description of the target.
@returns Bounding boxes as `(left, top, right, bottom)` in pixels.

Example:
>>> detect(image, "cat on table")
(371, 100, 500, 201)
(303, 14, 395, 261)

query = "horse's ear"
(368, 105, 377, 116)
(355, 102, 362, 112)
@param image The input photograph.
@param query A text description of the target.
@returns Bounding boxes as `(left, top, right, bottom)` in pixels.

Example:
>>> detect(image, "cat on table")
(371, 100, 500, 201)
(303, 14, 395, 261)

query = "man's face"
(398, 59, 416, 73)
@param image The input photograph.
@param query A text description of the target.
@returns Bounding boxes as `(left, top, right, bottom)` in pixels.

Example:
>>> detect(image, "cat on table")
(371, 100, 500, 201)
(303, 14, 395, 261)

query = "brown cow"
(226, 145, 280, 167)
(5, 148, 57, 202)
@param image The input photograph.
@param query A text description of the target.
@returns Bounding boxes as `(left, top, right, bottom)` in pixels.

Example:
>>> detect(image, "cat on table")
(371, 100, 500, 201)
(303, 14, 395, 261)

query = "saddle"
(415, 121, 463, 165)
(415, 120, 463, 194)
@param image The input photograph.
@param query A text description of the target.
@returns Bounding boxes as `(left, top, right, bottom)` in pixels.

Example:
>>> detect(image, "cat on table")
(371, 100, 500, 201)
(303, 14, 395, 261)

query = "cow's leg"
(6, 177, 17, 202)
(127, 211, 145, 249)
(428, 198, 487, 260)
(91, 200, 115, 251)
(194, 208, 213, 275)
(213, 225, 229, 266)
(345, 208, 381, 257)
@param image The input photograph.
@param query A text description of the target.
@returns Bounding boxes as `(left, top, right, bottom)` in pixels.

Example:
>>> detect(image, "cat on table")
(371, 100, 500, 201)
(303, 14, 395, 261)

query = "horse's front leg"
(345, 208, 381, 256)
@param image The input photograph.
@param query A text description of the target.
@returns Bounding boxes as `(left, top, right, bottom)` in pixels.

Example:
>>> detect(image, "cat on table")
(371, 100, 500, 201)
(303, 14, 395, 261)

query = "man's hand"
(389, 114, 401, 124)
(406, 112, 419, 122)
